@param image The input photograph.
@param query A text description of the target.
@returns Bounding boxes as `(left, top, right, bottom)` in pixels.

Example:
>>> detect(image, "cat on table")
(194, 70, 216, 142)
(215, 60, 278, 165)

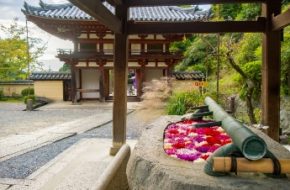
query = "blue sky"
(0, 1, 211, 71)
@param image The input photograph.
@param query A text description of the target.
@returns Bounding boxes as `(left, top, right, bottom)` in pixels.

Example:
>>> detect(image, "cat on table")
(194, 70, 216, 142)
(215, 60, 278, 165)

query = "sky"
(0, 0, 211, 71)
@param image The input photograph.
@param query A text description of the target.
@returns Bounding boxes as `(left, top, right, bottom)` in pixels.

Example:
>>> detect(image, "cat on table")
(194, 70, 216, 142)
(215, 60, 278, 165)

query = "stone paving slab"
(7, 139, 136, 190)
(0, 111, 114, 161)
(0, 178, 32, 186)
(0, 184, 9, 190)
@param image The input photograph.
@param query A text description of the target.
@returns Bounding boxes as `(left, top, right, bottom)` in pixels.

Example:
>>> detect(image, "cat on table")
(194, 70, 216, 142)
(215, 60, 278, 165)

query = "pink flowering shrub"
(164, 120, 232, 162)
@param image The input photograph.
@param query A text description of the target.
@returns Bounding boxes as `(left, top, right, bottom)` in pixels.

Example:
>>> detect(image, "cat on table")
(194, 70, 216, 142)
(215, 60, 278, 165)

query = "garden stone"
(26, 99, 33, 111)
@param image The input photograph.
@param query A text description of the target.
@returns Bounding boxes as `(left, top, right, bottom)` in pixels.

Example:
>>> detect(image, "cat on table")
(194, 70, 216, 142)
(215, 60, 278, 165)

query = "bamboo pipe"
(205, 96, 267, 160)
(213, 157, 290, 174)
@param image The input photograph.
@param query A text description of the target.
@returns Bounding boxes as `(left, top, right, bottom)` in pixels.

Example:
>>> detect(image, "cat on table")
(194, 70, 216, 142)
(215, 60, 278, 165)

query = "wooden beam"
(272, 8, 290, 31)
(106, 0, 123, 6)
(127, 0, 265, 6)
(261, 1, 281, 142)
(110, 4, 128, 155)
(128, 20, 266, 34)
(68, 0, 122, 33)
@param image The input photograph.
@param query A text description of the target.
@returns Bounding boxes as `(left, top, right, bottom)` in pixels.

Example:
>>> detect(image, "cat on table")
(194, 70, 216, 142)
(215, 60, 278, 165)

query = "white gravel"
(0, 102, 111, 138)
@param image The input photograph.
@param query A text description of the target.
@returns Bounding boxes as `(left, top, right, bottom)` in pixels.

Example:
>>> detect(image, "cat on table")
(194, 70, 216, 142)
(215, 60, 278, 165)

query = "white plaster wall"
(81, 69, 100, 99)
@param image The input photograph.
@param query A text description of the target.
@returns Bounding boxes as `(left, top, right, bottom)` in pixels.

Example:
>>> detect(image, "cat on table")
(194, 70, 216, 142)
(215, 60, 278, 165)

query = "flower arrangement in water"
(164, 119, 232, 162)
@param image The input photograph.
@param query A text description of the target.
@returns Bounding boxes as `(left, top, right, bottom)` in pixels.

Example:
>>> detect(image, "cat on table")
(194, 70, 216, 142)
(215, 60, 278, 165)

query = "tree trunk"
(245, 84, 257, 124)
(287, 66, 290, 94)
(226, 51, 257, 124)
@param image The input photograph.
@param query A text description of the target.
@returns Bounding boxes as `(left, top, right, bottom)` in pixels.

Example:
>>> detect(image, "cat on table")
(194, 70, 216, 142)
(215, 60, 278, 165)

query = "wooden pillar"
(136, 68, 143, 98)
(104, 69, 110, 99)
(261, 1, 281, 141)
(97, 33, 105, 53)
(70, 62, 77, 104)
(110, 4, 128, 155)
(166, 60, 174, 77)
(79, 69, 82, 100)
(99, 64, 105, 102)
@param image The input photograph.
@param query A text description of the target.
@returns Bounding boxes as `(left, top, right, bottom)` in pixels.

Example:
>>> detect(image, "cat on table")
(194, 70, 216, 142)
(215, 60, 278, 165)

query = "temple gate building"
(22, 1, 210, 102)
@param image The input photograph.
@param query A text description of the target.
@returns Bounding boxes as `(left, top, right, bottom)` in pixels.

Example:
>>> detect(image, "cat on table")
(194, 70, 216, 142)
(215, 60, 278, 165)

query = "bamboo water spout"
(204, 97, 267, 161)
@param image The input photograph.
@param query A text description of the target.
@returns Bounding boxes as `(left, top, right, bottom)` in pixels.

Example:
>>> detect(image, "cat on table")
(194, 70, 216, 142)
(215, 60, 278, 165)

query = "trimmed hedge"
(0, 90, 3, 100)
(21, 88, 34, 97)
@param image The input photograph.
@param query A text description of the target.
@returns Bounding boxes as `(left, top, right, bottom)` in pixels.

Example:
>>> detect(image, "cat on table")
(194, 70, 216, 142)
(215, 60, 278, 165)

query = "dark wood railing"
(57, 49, 182, 55)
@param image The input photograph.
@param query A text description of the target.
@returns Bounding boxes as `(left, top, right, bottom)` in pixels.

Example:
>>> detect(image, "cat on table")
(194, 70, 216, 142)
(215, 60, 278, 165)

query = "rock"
(26, 99, 33, 111)
(281, 98, 290, 134)
(280, 134, 289, 144)
(127, 116, 290, 190)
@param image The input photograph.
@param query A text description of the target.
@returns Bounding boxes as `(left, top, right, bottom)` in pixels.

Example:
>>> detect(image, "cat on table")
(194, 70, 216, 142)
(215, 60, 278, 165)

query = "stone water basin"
(127, 116, 290, 190)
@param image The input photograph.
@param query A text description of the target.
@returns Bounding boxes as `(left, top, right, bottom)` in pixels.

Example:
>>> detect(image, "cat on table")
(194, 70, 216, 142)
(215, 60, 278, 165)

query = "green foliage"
(175, 34, 218, 72)
(234, 33, 261, 64)
(59, 64, 70, 72)
(283, 0, 290, 5)
(24, 95, 35, 104)
(212, 4, 242, 20)
(236, 4, 260, 20)
(212, 4, 260, 21)
(281, 27, 290, 95)
(21, 87, 34, 97)
(187, 63, 207, 73)
(170, 36, 195, 53)
(0, 19, 46, 81)
(166, 90, 205, 115)
(238, 61, 262, 101)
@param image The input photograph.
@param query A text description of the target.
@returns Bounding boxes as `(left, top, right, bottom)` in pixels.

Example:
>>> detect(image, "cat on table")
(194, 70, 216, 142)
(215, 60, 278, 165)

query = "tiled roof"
(173, 71, 205, 80)
(30, 72, 71, 80)
(0, 80, 33, 85)
(22, 1, 210, 22)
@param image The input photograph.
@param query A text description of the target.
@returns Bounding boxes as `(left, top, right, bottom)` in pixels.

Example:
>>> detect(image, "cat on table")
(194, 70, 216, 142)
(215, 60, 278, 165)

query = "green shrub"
(24, 95, 36, 104)
(21, 88, 34, 97)
(0, 89, 4, 100)
(166, 90, 205, 115)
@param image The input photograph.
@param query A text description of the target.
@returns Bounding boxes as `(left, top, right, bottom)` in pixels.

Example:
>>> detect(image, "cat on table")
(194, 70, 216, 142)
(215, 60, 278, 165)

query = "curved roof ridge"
(39, 0, 72, 11)
(23, 1, 43, 13)
(23, 1, 210, 22)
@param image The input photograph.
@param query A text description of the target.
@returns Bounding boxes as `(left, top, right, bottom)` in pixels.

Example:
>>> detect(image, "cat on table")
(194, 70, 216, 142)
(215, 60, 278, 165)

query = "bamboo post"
(213, 157, 290, 174)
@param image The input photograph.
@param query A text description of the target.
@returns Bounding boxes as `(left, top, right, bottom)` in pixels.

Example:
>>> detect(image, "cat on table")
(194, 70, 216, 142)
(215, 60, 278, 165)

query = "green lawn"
(0, 97, 23, 103)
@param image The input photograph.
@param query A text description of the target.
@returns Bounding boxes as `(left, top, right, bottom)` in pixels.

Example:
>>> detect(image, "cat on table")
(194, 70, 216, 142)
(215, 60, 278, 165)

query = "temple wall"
(0, 84, 32, 97)
(34, 81, 63, 101)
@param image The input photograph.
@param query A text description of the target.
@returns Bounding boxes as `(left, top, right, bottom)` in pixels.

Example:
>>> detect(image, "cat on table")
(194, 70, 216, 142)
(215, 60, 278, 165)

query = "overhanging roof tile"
(22, 1, 210, 22)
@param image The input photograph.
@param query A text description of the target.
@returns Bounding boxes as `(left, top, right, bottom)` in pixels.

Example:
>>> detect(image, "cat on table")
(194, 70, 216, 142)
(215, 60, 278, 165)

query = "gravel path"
(0, 102, 110, 138)
(0, 110, 159, 179)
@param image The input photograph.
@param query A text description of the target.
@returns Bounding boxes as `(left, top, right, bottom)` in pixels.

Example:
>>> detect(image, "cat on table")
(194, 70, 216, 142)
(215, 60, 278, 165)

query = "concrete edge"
(93, 144, 131, 190)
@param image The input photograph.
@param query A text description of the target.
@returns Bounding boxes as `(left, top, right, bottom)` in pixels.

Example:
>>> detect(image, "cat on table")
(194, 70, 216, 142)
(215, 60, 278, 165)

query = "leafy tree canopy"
(0, 19, 46, 81)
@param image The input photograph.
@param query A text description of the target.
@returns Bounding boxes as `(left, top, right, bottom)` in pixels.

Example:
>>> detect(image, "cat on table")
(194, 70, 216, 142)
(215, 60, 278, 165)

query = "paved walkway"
(0, 101, 163, 189)
(3, 139, 136, 190)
